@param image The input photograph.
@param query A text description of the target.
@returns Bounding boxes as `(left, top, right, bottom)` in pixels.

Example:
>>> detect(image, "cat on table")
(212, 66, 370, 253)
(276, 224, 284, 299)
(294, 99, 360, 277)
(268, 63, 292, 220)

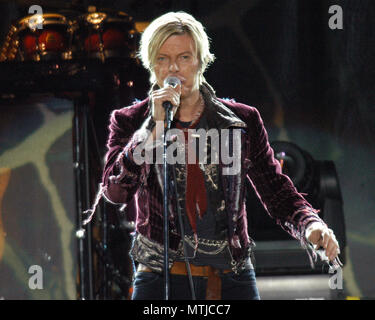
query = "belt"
(137, 262, 232, 299)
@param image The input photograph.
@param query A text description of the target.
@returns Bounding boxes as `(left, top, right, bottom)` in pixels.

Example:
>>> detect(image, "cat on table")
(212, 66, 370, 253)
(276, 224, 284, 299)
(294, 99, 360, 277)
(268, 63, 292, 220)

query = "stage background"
(0, 0, 374, 299)
(0, 96, 76, 299)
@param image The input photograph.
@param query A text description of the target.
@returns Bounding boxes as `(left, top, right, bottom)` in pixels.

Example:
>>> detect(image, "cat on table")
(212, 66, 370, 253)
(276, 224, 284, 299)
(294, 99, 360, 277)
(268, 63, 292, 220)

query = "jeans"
(131, 268, 260, 300)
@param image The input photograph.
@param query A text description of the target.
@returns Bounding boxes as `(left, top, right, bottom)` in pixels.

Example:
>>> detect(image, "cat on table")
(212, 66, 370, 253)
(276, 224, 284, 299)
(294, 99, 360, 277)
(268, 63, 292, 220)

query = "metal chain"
(183, 235, 229, 255)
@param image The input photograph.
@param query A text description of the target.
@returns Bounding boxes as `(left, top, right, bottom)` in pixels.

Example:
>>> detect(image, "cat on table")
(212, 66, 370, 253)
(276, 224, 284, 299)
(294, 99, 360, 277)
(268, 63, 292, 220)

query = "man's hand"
(151, 83, 181, 122)
(305, 222, 340, 262)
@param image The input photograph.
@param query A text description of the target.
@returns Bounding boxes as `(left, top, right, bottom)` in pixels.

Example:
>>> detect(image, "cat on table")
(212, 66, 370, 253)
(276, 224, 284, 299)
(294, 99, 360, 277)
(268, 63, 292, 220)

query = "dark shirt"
(173, 115, 252, 269)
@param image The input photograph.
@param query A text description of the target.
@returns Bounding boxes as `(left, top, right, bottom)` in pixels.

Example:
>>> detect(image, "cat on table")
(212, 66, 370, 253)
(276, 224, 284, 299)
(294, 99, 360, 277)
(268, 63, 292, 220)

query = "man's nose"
(169, 61, 179, 72)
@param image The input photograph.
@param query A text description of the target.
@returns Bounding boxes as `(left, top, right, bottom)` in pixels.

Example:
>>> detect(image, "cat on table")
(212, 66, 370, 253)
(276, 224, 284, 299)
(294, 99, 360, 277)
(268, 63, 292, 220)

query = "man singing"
(96, 11, 340, 300)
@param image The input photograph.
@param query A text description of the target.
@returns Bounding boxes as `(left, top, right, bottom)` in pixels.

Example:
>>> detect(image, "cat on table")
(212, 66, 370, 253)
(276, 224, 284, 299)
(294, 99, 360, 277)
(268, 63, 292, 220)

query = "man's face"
(153, 33, 200, 99)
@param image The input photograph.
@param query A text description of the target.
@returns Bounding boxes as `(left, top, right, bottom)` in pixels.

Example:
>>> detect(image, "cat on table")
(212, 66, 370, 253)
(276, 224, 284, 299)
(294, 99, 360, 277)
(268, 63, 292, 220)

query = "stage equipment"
(247, 141, 346, 273)
(0, 8, 137, 63)
(247, 141, 346, 299)
(74, 10, 136, 62)
(162, 76, 196, 300)
(0, 6, 146, 300)
(0, 13, 74, 62)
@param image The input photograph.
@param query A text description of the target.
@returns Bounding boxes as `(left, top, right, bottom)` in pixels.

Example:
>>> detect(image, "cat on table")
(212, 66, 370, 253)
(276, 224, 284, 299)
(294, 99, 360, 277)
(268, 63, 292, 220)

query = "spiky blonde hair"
(137, 11, 215, 84)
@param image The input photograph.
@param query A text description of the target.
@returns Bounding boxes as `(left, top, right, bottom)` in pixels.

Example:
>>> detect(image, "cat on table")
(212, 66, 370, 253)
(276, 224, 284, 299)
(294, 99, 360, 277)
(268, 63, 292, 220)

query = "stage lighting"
(247, 141, 346, 275)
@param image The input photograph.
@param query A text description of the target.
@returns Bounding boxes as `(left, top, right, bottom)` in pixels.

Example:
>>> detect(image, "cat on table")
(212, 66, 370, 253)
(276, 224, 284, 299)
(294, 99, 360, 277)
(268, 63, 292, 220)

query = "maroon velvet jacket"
(100, 83, 325, 272)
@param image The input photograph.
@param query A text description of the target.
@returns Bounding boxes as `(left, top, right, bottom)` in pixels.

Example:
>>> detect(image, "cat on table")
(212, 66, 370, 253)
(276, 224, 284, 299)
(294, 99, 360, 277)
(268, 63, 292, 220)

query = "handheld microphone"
(162, 76, 181, 111)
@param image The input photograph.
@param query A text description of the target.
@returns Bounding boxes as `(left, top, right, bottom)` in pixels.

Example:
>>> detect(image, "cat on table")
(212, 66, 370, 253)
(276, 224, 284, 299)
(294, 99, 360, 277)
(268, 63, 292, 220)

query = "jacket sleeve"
(245, 107, 327, 243)
(102, 107, 155, 204)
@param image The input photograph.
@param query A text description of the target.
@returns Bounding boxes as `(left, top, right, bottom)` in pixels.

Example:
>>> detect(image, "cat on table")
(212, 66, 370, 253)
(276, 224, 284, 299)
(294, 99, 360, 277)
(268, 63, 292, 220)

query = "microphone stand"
(163, 103, 173, 300)
(162, 103, 196, 300)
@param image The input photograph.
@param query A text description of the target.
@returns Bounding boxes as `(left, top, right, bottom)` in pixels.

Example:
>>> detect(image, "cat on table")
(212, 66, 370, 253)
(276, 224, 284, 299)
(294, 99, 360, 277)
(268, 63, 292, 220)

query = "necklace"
(176, 94, 205, 130)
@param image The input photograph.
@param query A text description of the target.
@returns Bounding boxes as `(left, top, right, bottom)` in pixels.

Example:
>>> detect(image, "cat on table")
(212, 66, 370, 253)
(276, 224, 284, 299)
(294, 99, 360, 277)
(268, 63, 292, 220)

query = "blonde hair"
(137, 11, 215, 84)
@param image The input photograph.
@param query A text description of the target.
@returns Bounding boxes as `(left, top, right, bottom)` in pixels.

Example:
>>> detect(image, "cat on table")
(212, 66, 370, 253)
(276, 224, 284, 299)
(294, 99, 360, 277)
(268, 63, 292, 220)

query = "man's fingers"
(151, 86, 181, 121)
(153, 88, 180, 107)
(308, 227, 340, 261)
(323, 231, 340, 261)
(175, 83, 182, 94)
(326, 239, 336, 260)
(322, 230, 328, 249)
(312, 231, 324, 250)
(322, 228, 334, 249)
